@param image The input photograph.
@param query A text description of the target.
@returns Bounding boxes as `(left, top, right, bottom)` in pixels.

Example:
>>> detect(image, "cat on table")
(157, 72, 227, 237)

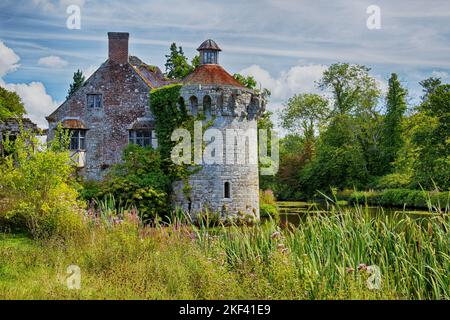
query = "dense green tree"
(300, 114, 369, 195)
(380, 73, 408, 174)
(258, 111, 276, 192)
(164, 43, 198, 79)
(0, 87, 26, 122)
(274, 134, 313, 199)
(67, 69, 85, 99)
(318, 63, 380, 115)
(412, 83, 450, 189)
(419, 77, 441, 101)
(279, 93, 329, 141)
(296, 63, 382, 195)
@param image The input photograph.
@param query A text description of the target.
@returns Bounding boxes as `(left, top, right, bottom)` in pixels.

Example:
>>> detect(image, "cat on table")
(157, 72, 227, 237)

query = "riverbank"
(1, 207, 448, 300)
(335, 189, 449, 210)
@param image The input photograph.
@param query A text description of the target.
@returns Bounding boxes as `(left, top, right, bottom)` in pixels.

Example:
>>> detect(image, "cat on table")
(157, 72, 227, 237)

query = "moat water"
(267, 201, 436, 226)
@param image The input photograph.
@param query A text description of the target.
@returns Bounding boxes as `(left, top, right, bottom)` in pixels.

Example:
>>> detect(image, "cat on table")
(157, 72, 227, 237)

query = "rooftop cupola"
(197, 39, 221, 65)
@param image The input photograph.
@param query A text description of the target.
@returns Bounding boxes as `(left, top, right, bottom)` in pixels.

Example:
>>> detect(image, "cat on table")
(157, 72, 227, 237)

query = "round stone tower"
(172, 39, 266, 219)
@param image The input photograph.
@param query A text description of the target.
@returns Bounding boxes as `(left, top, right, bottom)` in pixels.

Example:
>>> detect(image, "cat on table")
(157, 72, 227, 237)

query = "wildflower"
(271, 231, 281, 239)
(346, 267, 355, 273)
(358, 263, 368, 271)
(277, 243, 285, 250)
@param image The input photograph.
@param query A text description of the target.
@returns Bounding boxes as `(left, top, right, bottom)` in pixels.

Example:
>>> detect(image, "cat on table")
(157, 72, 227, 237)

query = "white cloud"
(2, 81, 58, 128)
(0, 41, 20, 77)
(239, 64, 327, 101)
(0, 43, 58, 128)
(431, 71, 449, 79)
(38, 55, 68, 68)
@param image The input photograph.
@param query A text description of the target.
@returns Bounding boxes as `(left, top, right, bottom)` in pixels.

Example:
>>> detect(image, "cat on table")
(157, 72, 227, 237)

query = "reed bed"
(0, 206, 448, 300)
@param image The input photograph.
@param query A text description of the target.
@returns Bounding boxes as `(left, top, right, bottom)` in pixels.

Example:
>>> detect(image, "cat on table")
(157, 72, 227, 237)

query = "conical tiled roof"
(183, 64, 245, 88)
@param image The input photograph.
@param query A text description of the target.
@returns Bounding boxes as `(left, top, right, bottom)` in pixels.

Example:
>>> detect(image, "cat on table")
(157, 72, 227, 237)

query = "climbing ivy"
(149, 84, 215, 199)
(149, 84, 188, 162)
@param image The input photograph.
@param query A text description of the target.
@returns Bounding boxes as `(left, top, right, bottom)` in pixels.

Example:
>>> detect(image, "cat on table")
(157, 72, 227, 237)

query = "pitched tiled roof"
(183, 64, 245, 88)
(129, 56, 174, 88)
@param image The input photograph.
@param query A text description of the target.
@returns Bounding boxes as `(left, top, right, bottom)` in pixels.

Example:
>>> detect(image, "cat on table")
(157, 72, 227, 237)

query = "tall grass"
(0, 205, 448, 299)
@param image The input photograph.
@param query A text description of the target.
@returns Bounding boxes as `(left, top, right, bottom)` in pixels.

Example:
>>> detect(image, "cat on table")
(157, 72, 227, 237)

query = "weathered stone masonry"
(46, 33, 168, 180)
(47, 33, 265, 217)
(172, 41, 266, 218)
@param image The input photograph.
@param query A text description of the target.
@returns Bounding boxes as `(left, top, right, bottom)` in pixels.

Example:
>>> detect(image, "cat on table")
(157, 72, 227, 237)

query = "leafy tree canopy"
(0, 87, 26, 122)
(318, 63, 381, 115)
(279, 93, 329, 140)
(164, 43, 199, 79)
(67, 69, 85, 99)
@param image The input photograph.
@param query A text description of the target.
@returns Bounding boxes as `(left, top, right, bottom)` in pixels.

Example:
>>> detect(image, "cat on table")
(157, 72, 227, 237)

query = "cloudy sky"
(0, 0, 449, 128)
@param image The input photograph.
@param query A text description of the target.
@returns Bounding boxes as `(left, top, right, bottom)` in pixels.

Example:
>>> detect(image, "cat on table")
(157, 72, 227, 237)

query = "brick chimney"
(108, 32, 129, 64)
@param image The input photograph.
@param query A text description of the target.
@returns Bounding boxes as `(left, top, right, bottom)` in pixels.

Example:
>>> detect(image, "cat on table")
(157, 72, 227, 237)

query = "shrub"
(85, 144, 171, 222)
(372, 173, 411, 189)
(0, 128, 84, 238)
(260, 204, 278, 218)
(259, 190, 279, 221)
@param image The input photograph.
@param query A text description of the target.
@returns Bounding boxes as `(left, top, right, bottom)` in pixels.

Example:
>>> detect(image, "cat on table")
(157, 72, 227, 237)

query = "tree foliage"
(0, 87, 26, 122)
(411, 83, 450, 189)
(164, 43, 199, 79)
(67, 69, 85, 99)
(0, 126, 83, 238)
(318, 63, 381, 115)
(279, 93, 329, 141)
(269, 65, 450, 200)
(95, 144, 171, 222)
(380, 73, 407, 174)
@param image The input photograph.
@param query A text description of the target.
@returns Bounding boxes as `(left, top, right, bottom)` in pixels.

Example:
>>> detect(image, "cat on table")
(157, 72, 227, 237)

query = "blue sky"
(0, 0, 449, 128)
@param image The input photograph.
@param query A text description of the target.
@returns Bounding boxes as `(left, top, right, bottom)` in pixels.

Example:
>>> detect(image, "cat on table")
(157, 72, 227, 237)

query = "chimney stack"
(108, 32, 129, 64)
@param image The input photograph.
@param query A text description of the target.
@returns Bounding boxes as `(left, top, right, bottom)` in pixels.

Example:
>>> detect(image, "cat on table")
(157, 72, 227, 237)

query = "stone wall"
(172, 84, 266, 218)
(47, 61, 152, 180)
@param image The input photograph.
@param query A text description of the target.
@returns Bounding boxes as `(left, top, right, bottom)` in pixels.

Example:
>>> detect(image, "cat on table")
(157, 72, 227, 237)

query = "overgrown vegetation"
(0, 127, 83, 239)
(0, 204, 448, 299)
(84, 145, 171, 222)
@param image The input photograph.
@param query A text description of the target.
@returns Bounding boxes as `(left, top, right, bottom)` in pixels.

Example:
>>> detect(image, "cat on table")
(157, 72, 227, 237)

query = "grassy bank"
(334, 189, 450, 211)
(1, 206, 448, 300)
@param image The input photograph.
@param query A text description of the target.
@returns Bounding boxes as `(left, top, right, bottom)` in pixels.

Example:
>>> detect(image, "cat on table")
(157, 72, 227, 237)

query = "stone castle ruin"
(47, 32, 266, 217)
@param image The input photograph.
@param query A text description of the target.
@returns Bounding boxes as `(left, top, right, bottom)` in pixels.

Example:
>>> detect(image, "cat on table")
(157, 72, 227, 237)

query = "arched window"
(224, 182, 231, 199)
(189, 96, 198, 116)
(203, 95, 212, 118)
